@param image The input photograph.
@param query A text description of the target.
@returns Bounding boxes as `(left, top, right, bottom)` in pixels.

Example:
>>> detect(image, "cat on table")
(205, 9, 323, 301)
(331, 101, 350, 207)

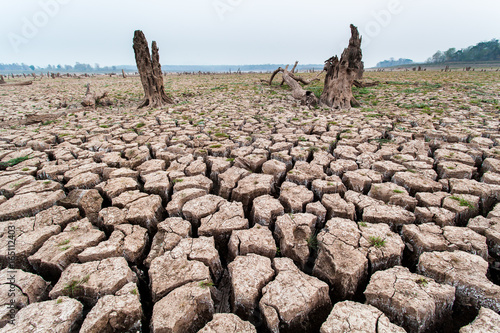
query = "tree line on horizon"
(0, 62, 119, 73)
(427, 39, 500, 63)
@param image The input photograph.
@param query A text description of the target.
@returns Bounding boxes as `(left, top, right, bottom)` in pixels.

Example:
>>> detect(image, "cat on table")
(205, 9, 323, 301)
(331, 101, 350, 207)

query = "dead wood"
(0, 75, 4, 84)
(81, 83, 112, 108)
(122, 69, 127, 78)
(261, 63, 322, 87)
(282, 65, 318, 108)
(353, 80, 379, 88)
(0, 80, 33, 87)
(320, 24, 363, 109)
(280, 61, 298, 86)
(133, 30, 173, 108)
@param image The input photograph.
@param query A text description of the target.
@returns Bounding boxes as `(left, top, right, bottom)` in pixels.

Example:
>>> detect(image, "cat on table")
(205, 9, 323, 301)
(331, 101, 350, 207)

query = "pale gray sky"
(1, 0, 499, 68)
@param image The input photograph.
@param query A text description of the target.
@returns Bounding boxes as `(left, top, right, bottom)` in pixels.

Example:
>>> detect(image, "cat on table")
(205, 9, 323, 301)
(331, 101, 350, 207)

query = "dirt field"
(0, 71, 499, 332)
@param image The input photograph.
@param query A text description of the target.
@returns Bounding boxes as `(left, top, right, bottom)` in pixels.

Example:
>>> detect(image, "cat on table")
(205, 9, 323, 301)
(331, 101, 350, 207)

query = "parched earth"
(0, 70, 499, 333)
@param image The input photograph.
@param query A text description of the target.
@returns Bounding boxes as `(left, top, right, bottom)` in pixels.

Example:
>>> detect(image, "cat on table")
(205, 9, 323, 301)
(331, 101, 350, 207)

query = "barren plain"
(0, 70, 500, 332)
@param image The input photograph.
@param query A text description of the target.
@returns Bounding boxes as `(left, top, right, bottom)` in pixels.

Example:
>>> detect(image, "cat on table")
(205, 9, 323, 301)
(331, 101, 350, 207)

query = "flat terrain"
(0, 71, 500, 332)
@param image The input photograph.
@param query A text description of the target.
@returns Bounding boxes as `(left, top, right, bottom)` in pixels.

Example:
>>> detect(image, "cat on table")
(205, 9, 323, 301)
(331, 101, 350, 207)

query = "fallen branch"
(0, 80, 33, 87)
(280, 61, 298, 86)
(261, 63, 322, 86)
(353, 80, 380, 88)
(282, 65, 318, 108)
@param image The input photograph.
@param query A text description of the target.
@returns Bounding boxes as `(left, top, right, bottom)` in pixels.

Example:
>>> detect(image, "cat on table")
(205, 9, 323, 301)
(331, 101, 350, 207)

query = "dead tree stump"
(133, 30, 173, 108)
(122, 69, 127, 78)
(320, 24, 364, 109)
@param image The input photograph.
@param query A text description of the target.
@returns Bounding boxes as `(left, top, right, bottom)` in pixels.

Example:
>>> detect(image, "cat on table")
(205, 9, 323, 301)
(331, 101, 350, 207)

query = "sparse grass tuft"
(368, 236, 386, 248)
(449, 196, 475, 209)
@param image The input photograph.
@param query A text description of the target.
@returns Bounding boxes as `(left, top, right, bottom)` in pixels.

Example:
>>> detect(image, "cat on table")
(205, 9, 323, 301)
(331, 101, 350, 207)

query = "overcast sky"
(1, 0, 499, 68)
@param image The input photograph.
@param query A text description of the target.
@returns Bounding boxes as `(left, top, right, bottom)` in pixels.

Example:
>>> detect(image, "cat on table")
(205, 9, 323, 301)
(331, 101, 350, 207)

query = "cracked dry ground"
(0, 70, 499, 333)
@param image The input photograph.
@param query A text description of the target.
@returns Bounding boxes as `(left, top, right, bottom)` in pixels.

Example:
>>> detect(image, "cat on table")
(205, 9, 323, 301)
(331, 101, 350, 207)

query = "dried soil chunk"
(275, 213, 316, 269)
(312, 218, 368, 299)
(311, 177, 346, 200)
(169, 236, 222, 281)
(365, 266, 455, 333)
(414, 206, 456, 226)
(403, 224, 487, 265)
(418, 251, 500, 312)
(437, 161, 476, 180)
(182, 194, 226, 227)
(306, 201, 327, 227)
(228, 254, 274, 319)
(342, 169, 382, 194)
(362, 204, 415, 229)
(320, 301, 406, 333)
(145, 217, 191, 267)
(321, 193, 356, 221)
(372, 160, 407, 182)
(0, 297, 83, 333)
(64, 171, 101, 191)
(112, 190, 148, 208)
(259, 257, 331, 333)
(149, 252, 211, 302)
(142, 170, 171, 201)
(167, 188, 207, 217)
(329, 159, 358, 177)
(262, 159, 287, 183)
(198, 313, 256, 333)
(173, 174, 213, 194)
(250, 194, 284, 228)
(482, 158, 500, 174)
(125, 194, 164, 231)
(228, 225, 277, 260)
(199, 201, 249, 248)
(28, 219, 105, 279)
(279, 181, 314, 213)
(98, 206, 127, 231)
(59, 189, 102, 224)
(218, 167, 250, 200)
(79, 282, 143, 333)
(49, 257, 137, 306)
(232, 173, 275, 210)
(434, 149, 475, 166)
(459, 307, 500, 333)
(442, 194, 480, 226)
(0, 269, 49, 328)
(0, 190, 66, 221)
(151, 281, 214, 333)
(358, 222, 405, 274)
(0, 217, 61, 270)
(415, 192, 449, 208)
(467, 216, 500, 257)
(392, 171, 442, 196)
(286, 161, 326, 187)
(96, 177, 139, 201)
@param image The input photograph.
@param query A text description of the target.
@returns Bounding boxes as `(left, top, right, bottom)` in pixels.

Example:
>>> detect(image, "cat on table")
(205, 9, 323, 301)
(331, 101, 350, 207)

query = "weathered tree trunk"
(320, 24, 363, 109)
(122, 69, 127, 78)
(0, 75, 4, 84)
(133, 30, 173, 108)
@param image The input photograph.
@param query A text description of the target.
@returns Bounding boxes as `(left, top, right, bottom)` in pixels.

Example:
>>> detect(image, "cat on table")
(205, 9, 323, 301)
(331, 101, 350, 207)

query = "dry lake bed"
(0, 70, 500, 332)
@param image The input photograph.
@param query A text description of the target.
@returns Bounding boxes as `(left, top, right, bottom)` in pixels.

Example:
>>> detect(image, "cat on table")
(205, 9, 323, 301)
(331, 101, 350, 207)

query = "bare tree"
(261, 24, 365, 110)
(133, 30, 173, 108)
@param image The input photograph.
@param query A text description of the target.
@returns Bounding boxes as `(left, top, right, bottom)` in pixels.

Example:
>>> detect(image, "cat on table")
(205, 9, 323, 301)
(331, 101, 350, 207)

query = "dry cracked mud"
(0, 70, 499, 332)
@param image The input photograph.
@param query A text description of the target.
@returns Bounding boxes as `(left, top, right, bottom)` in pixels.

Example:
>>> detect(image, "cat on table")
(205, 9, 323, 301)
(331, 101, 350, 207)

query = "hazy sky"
(1, 0, 499, 68)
